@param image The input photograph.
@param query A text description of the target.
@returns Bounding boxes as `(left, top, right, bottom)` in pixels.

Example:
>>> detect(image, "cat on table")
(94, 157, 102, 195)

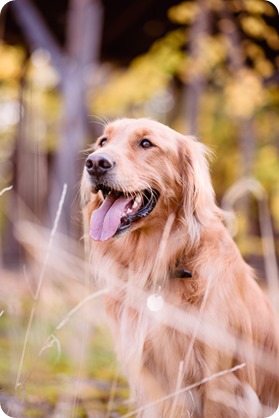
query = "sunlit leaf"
(240, 15, 266, 39)
(224, 69, 266, 117)
(255, 58, 274, 77)
(244, 40, 264, 59)
(240, 15, 279, 49)
(168, 1, 198, 24)
(244, 0, 276, 15)
(229, 0, 276, 15)
(266, 27, 279, 50)
(93, 29, 186, 115)
(0, 45, 25, 80)
(254, 145, 279, 187)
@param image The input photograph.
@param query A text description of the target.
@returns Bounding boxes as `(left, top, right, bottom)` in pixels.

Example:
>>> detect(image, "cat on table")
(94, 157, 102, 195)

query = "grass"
(0, 180, 278, 417)
(0, 185, 131, 417)
(0, 267, 131, 418)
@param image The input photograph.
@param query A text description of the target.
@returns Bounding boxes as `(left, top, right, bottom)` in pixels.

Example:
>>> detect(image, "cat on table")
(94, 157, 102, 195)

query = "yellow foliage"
(255, 58, 274, 77)
(240, 15, 266, 39)
(152, 29, 185, 50)
(240, 11, 279, 50)
(199, 35, 226, 70)
(240, 14, 279, 49)
(244, 41, 264, 60)
(244, 41, 274, 77)
(0, 44, 25, 80)
(224, 69, 266, 118)
(230, 0, 276, 15)
(255, 147, 279, 184)
(180, 35, 226, 82)
(266, 28, 279, 50)
(258, 145, 278, 166)
(168, 2, 198, 24)
(244, 0, 276, 15)
(271, 192, 279, 231)
(93, 61, 170, 116)
(93, 30, 186, 115)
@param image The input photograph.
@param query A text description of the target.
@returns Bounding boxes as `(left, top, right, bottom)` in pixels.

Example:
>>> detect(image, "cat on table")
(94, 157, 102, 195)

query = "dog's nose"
(85, 153, 115, 176)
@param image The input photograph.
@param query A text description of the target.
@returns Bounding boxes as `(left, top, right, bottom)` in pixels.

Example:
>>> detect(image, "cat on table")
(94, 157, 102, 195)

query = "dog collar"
(173, 269, 192, 278)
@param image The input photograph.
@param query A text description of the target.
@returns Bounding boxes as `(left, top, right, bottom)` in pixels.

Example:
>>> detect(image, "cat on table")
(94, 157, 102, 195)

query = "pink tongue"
(90, 194, 132, 241)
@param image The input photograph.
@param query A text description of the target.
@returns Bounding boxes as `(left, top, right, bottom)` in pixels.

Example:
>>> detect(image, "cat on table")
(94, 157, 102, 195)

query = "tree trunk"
(49, 0, 103, 237)
(184, 0, 210, 135)
(221, 3, 256, 177)
(11, 0, 103, 239)
(11, 0, 65, 75)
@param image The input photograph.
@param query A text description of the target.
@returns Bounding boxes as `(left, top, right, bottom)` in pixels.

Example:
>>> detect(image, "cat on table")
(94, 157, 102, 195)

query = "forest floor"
(0, 219, 277, 418)
(0, 268, 133, 418)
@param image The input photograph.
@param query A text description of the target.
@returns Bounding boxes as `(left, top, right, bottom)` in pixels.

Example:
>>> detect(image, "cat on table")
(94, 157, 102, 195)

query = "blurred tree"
(11, 0, 103, 238)
(90, 0, 279, 260)
(93, 0, 279, 179)
(0, 0, 278, 268)
(184, 0, 210, 135)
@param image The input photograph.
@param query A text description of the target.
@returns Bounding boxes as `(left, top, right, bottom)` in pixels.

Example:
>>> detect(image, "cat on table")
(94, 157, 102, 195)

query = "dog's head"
(81, 118, 218, 243)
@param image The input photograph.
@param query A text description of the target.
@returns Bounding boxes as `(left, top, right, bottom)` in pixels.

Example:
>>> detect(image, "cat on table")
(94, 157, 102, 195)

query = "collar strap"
(173, 269, 192, 278)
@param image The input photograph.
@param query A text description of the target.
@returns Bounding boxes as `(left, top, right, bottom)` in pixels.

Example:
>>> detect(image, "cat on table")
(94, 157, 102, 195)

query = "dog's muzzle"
(84, 153, 160, 242)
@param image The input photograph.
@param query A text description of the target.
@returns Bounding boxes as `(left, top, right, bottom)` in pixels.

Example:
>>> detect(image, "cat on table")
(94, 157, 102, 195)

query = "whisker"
(89, 114, 110, 128)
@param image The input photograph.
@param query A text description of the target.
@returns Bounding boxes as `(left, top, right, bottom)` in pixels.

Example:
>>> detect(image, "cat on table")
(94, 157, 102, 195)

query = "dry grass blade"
(39, 287, 112, 358)
(150, 213, 176, 291)
(113, 276, 279, 379)
(122, 363, 246, 418)
(0, 185, 13, 197)
(104, 368, 120, 418)
(169, 360, 184, 418)
(15, 184, 68, 390)
(222, 177, 279, 307)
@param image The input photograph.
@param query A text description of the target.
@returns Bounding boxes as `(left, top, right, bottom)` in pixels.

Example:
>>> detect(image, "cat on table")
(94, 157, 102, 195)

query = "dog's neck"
(90, 219, 200, 290)
(90, 219, 241, 309)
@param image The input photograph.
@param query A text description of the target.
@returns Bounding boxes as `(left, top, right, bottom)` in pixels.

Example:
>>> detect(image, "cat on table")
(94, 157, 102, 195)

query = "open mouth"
(89, 186, 160, 241)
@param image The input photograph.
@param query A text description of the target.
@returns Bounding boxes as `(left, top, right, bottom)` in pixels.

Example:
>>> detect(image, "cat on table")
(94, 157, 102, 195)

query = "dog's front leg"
(203, 375, 262, 418)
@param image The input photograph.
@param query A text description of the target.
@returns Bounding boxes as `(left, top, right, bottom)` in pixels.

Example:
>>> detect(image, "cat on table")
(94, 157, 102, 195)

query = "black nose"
(85, 153, 115, 176)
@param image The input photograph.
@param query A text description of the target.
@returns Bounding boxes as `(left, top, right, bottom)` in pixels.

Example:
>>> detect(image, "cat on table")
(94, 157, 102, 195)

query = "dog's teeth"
(132, 200, 139, 209)
(126, 208, 133, 215)
(135, 195, 141, 203)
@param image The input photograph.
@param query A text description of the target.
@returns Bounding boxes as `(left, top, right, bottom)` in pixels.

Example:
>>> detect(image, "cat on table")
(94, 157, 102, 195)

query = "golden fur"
(81, 118, 279, 417)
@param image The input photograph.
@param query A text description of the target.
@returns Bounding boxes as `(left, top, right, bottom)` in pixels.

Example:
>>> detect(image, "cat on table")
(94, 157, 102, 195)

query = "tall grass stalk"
(0, 185, 13, 196)
(39, 287, 112, 356)
(104, 368, 120, 418)
(169, 360, 184, 418)
(15, 184, 67, 390)
(112, 276, 278, 377)
(222, 177, 279, 308)
(15, 286, 113, 392)
(121, 363, 246, 418)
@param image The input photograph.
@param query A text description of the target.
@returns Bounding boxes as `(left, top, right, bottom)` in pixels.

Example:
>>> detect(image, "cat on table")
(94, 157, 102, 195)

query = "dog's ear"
(178, 134, 219, 242)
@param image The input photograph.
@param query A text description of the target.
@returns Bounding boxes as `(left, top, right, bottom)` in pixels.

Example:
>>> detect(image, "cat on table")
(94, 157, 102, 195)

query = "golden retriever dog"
(81, 118, 279, 417)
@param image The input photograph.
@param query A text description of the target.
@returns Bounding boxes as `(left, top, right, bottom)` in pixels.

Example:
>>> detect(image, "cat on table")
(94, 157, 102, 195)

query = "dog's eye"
(139, 139, 154, 149)
(99, 137, 107, 147)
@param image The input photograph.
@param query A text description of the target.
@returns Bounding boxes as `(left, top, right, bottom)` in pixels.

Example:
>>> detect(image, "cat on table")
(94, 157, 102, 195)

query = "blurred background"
(0, 0, 278, 417)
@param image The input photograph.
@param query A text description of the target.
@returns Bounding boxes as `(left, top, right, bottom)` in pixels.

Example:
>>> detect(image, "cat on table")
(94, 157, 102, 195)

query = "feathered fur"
(81, 118, 279, 417)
